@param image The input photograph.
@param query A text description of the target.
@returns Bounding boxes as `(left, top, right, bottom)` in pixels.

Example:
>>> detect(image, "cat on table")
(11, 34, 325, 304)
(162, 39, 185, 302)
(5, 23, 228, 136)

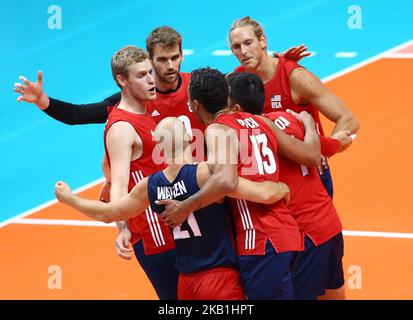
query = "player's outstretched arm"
(289, 67, 360, 135)
(14, 70, 119, 125)
(228, 179, 290, 204)
(55, 179, 149, 223)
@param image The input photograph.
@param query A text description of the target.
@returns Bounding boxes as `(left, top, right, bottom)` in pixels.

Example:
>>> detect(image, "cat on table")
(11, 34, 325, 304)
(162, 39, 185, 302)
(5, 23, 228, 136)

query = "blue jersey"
(147, 164, 238, 274)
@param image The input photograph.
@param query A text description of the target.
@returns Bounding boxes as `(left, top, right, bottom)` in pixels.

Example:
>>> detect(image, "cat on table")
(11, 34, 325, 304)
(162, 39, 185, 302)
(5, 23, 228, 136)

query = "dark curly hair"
(226, 72, 265, 115)
(189, 67, 228, 114)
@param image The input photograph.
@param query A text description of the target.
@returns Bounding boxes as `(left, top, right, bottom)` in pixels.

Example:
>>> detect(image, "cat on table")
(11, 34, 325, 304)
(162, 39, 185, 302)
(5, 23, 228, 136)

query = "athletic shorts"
(320, 166, 334, 198)
(292, 232, 345, 300)
(133, 240, 179, 300)
(178, 266, 245, 300)
(239, 240, 298, 300)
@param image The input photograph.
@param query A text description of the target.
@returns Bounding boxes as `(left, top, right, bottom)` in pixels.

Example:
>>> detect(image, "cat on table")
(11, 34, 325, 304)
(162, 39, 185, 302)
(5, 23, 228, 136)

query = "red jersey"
(146, 72, 206, 133)
(104, 106, 175, 255)
(214, 112, 303, 255)
(146, 72, 206, 162)
(235, 57, 325, 137)
(265, 111, 342, 246)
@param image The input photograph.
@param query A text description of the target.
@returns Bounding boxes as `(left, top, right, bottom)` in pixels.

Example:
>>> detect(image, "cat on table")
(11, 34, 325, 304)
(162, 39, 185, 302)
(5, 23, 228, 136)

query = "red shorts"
(178, 267, 245, 300)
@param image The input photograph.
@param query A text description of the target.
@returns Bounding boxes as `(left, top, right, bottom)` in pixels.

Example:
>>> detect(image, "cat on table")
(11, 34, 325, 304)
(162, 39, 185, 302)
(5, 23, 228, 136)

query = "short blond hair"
(229, 16, 265, 43)
(111, 46, 149, 88)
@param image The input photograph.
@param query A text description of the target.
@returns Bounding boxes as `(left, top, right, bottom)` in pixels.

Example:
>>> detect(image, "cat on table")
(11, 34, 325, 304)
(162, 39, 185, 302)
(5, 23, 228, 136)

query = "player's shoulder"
(195, 162, 210, 188)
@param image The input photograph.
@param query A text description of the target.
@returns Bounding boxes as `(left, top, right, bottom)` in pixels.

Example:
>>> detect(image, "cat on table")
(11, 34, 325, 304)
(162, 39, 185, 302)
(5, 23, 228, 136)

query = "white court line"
(7, 218, 413, 239)
(11, 218, 115, 228)
(212, 50, 232, 56)
(383, 52, 413, 59)
(2, 39, 413, 231)
(0, 177, 105, 229)
(342, 230, 413, 239)
(335, 52, 358, 58)
(322, 38, 413, 82)
(182, 49, 194, 56)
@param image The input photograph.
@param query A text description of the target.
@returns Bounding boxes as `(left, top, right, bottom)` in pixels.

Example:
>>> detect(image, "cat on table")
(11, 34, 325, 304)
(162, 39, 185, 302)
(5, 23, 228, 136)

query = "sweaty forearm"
(184, 170, 238, 213)
(66, 195, 116, 223)
(331, 113, 360, 135)
(303, 121, 321, 166)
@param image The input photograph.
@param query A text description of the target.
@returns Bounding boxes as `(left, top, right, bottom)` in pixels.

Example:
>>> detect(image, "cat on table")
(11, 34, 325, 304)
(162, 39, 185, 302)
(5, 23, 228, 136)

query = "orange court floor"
(1, 48, 413, 300)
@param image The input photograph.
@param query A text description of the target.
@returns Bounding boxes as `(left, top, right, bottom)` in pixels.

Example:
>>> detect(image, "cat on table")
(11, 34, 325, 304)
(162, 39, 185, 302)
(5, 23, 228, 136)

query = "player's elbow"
(220, 175, 239, 194)
(305, 151, 322, 167)
(342, 111, 360, 133)
(260, 192, 277, 204)
(101, 213, 114, 224)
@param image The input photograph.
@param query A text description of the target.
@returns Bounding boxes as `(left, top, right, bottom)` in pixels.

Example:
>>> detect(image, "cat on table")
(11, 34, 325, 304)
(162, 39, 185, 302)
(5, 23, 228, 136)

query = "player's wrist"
(36, 93, 50, 110)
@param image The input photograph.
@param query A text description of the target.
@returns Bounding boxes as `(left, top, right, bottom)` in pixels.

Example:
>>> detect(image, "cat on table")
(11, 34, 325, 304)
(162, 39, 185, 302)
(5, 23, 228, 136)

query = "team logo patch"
(151, 109, 160, 117)
(271, 95, 282, 109)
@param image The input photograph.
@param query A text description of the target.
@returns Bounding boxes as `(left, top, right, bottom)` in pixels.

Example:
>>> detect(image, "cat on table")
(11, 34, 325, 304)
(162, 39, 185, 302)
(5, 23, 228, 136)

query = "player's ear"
(116, 74, 127, 88)
(259, 34, 267, 51)
(192, 99, 200, 112)
(232, 103, 242, 112)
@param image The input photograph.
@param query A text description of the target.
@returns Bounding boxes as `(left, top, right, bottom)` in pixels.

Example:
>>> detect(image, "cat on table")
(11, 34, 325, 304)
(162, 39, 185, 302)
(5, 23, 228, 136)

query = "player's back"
(214, 112, 303, 255)
(147, 164, 238, 274)
(265, 111, 342, 246)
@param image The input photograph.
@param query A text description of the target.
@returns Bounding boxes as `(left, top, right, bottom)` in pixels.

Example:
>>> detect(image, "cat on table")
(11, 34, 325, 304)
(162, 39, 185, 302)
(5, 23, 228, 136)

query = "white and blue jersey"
(147, 164, 238, 275)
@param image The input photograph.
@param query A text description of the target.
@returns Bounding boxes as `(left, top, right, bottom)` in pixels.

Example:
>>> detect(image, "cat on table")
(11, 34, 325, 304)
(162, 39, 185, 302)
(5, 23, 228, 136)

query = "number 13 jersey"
(214, 112, 303, 255)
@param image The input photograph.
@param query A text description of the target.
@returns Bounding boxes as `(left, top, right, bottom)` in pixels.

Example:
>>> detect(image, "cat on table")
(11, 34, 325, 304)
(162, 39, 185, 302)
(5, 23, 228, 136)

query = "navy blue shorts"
(292, 232, 345, 300)
(320, 166, 334, 198)
(238, 241, 297, 300)
(133, 240, 179, 300)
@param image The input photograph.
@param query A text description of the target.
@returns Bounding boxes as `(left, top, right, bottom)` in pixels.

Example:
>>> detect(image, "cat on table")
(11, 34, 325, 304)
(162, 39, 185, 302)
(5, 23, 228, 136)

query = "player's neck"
(163, 163, 184, 182)
(118, 91, 147, 114)
(155, 74, 180, 93)
(165, 144, 193, 169)
(213, 107, 233, 121)
(247, 54, 278, 84)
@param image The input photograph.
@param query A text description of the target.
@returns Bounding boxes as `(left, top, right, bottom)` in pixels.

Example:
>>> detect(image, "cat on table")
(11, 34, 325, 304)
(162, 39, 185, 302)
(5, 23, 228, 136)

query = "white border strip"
(342, 230, 413, 239)
(0, 177, 105, 228)
(322, 38, 413, 83)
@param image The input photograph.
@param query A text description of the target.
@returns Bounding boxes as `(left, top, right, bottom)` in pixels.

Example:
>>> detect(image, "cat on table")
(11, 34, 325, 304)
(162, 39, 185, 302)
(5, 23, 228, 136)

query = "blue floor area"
(1, 0, 412, 221)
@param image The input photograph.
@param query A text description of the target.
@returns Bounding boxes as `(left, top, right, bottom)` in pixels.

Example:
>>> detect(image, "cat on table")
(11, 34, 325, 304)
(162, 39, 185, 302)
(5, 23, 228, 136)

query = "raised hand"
(274, 45, 311, 62)
(14, 71, 49, 110)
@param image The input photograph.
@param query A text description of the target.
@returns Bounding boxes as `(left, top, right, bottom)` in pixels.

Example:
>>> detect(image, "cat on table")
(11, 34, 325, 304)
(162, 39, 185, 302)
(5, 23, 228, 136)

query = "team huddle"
(14, 17, 359, 300)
